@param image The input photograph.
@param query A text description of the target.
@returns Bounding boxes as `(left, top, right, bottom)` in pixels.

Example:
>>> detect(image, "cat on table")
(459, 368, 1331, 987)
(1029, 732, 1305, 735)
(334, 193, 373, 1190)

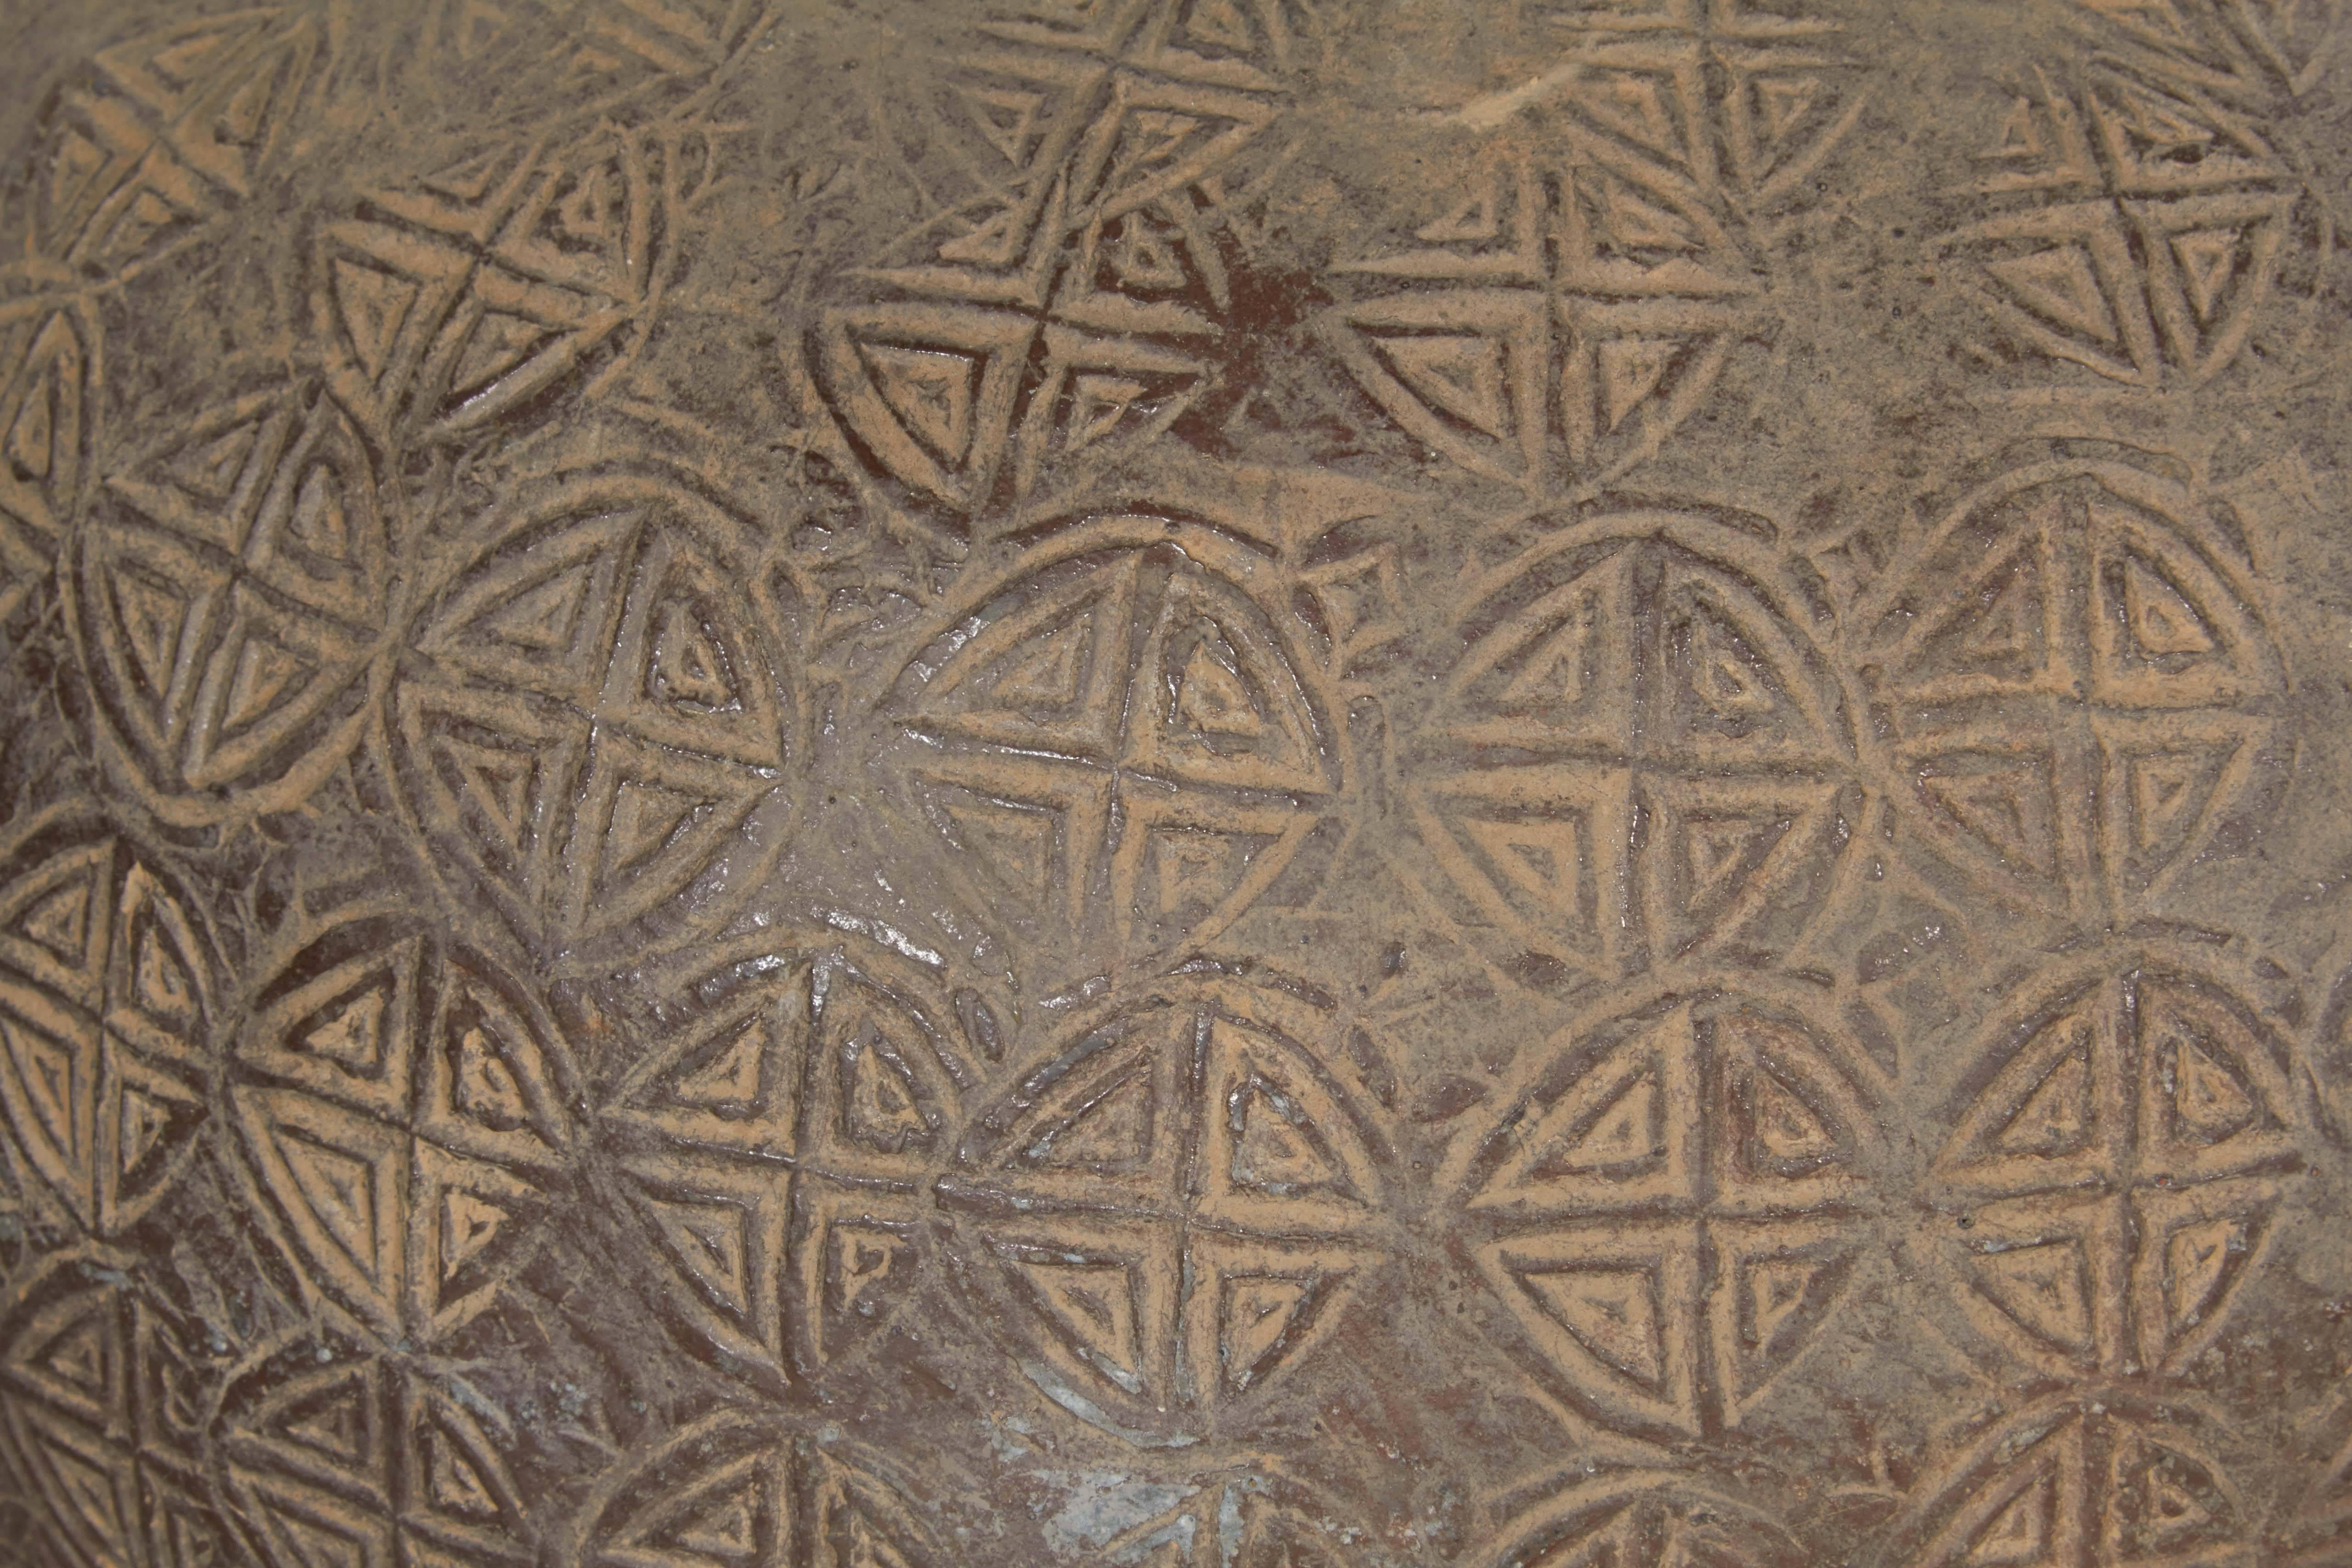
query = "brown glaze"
(0, 2, 2350, 1565)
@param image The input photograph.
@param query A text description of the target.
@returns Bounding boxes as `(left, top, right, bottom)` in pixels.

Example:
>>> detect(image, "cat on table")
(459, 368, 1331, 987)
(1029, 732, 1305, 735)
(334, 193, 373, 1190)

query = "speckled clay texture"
(0, 2, 2351, 1565)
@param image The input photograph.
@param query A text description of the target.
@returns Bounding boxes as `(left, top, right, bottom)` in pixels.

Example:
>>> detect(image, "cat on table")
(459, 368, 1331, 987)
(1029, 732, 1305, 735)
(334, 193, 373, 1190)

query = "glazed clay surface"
(1, 1, 2352, 1565)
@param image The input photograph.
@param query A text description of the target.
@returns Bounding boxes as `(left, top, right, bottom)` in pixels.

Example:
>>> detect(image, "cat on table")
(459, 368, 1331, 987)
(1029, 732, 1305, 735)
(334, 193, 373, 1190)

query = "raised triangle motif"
(6, 383, 52, 481)
(275, 1125, 390, 1289)
(118, 1085, 177, 1175)
(220, 629, 310, 735)
(1545, 1070, 1659, 1175)
(1066, 373, 1152, 451)
(2170, 229, 2240, 326)
(1681, 610, 1778, 719)
(1987, 245, 2119, 345)
(2, 1014, 89, 1176)
(440, 1186, 507, 1281)
(213, 59, 282, 148)
(1175, 640, 1263, 738)
(1107, 217, 1188, 292)
(421, 148, 508, 203)
(1520, 1264, 1664, 1388)
(1483, 1008, 1692, 1203)
(332, 260, 418, 382)
(166, 422, 259, 505)
(646, 1194, 753, 1316)
(2164, 1215, 2243, 1331)
(288, 465, 354, 564)
(1184, 0, 1258, 51)
(451, 312, 547, 400)
(277, 1376, 373, 1467)
(1021, 1061, 1152, 1166)
(140, 23, 251, 90)
(843, 1022, 931, 1154)
(1749, 1069, 1835, 1162)
(300, 986, 390, 1076)
(1754, 74, 1819, 143)
(1974, 1239, 2093, 1353)
(2121, 553, 2215, 656)
(452, 1025, 528, 1126)
(1418, 178, 1499, 243)
(113, 573, 192, 702)
(17, 877, 95, 967)
(604, 779, 705, 881)
(1995, 1033, 2093, 1156)
(939, 203, 1031, 267)
(863, 344, 977, 467)
(668, 1482, 760, 1557)
(123, 883, 199, 1027)
(2172, 1036, 2254, 1140)
(2125, 745, 2226, 857)
(1921, 758, 2060, 880)
(994, 615, 1091, 711)
(1229, 1075, 1347, 1197)
(1597, 337, 1679, 432)
(827, 1221, 912, 1322)
(1680, 812, 1787, 915)
(649, 597, 738, 711)
(1496, 610, 1590, 711)
(1968, 1475, 2053, 1566)
(1747, 1255, 1822, 1350)
(42, 1441, 133, 1562)
(48, 132, 109, 225)
(1377, 334, 1510, 440)
(424, 1419, 501, 1520)
(478, 566, 591, 655)
(1597, 178, 1699, 254)
(671, 1021, 765, 1109)
(942, 797, 1059, 909)
(265, 1503, 380, 1568)
(35, 1312, 113, 1400)
(1221, 1274, 1312, 1388)
(1587, 76, 1681, 160)
(434, 735, 538, 857)
(957, 85, 1044, 165)
(1464, 817, 1582, 922)
(1018, 1256, 1144, 1384)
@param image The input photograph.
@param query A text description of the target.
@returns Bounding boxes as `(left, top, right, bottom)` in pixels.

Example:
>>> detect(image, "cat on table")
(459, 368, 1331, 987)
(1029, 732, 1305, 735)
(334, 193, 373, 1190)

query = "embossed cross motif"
(940, 980, 1388, 1441)
(596, 937, 977, 1387)
(1940, 54, 2308, 386)
(810, 0, 1302, 522)
(390, 474, 798, 957)
(70, 384, 391, 826)
(1453, 990, 1883, 1440)
(226, 916, 580, 1346)
(1868, 462, 2283, 924)
(0, 825, 214, 1240)
(1537, 0, 1869, 205)
(1413, 518, 1861, 981)
(1934, 964, 2307, 1380)
(893, 531, 1340, 965)
(1323, 0, 1863, 495)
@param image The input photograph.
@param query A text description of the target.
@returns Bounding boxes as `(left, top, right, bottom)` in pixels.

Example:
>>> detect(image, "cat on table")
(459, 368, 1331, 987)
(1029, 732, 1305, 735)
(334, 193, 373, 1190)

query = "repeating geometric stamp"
(936, 970, 1395, 1444)
(876, 510, 1358, 976)
(0, 811, 219, 1241)
(1325, 0, 1867, 495)
(223, 908, 583, 1346)
(1926, 948, 2313, 1382)
(1861, 455, 2286, 924)
(591, 927, 999, 1390)
(1408, 507, 1867, 986)
(387, 467, 807, 960)
(1443, 977, 1896, 1441)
